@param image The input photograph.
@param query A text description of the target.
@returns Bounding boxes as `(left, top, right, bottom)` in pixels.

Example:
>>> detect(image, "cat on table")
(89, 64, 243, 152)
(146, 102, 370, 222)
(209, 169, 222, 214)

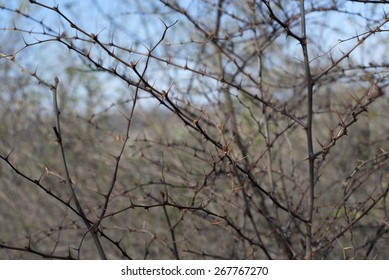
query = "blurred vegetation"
(0, 0, 388, 259)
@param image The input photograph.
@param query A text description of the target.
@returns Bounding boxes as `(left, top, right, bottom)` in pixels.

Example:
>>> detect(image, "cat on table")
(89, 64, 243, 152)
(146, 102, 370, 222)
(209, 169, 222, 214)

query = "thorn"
(348, 92, 362, 106)
(336, 112, 345, 127)
(194, 110, 204, 125)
